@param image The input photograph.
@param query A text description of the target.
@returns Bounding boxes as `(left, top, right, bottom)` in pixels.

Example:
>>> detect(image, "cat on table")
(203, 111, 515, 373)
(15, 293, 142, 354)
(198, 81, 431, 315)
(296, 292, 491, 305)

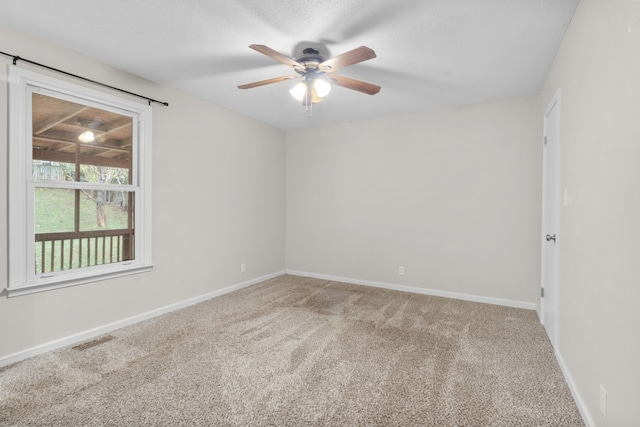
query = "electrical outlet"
(399, 266, 405, 276)
(600, 385, 607, 417)
(240, 263, 246, 273)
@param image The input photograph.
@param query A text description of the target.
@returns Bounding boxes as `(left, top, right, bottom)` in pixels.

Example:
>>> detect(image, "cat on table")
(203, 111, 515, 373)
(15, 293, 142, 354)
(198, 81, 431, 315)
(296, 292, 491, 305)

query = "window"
(8, 67, 153, 296)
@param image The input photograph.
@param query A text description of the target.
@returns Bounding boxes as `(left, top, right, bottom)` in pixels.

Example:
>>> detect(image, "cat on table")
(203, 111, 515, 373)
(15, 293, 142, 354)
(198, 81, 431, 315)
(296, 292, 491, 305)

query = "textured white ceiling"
(0, 0, 579, 130)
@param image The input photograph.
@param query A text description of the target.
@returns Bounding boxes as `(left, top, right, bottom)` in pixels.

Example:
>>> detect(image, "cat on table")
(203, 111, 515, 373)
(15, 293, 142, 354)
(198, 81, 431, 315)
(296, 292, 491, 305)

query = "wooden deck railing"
(35, 229, 133, 274)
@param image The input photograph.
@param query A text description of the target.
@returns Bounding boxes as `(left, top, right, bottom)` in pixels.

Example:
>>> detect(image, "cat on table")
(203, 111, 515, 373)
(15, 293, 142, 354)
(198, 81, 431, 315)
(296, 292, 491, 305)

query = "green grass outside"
(34, 188, 132, 273)
(35, 187, 129, 233)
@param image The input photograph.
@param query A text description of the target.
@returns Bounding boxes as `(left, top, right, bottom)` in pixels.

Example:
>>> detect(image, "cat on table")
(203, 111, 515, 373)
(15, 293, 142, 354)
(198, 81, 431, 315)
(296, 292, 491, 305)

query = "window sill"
(5, 264, 154, 298)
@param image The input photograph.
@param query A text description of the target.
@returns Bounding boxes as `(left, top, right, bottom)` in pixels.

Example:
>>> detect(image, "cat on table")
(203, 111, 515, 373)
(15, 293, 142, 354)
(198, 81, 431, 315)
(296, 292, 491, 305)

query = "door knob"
(546, 234, 556, 243)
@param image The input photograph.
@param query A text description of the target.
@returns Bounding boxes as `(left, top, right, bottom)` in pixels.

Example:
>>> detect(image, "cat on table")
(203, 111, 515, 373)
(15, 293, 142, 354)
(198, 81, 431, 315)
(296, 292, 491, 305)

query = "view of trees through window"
(34, 162, 131, 230)
(31, 92, 135, 274)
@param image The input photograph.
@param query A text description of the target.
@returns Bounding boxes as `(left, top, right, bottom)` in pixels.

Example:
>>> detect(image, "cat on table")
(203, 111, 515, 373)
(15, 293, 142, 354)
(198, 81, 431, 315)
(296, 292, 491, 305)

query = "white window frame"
(7, 66, 153, 297)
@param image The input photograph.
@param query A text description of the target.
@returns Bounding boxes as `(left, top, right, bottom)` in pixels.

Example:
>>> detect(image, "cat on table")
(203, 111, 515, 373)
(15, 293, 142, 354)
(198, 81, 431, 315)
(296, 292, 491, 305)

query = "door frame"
(541, 89, 561, 348)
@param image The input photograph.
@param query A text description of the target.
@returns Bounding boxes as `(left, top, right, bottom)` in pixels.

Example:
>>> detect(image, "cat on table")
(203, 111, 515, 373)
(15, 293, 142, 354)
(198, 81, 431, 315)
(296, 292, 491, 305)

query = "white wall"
(538, 0, 640, 425)
(0, 25, 286, 359)
(5, 3, 640, 423)
(286, 97, 541, 305)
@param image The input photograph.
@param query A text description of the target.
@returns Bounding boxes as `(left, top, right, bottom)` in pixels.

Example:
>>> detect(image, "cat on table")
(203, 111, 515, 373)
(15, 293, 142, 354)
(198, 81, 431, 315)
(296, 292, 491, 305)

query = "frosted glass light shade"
(314, 79, 331, 98)
(289, 82, 306, 101)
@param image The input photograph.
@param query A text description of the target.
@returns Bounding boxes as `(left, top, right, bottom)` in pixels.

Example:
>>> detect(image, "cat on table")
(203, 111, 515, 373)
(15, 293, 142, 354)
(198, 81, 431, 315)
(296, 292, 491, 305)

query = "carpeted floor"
(0, 275, 584, 426)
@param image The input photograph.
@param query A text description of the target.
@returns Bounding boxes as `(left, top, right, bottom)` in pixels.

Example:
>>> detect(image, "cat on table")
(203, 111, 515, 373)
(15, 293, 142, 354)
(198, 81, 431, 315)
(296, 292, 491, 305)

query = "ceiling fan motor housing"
(295, 48, 326, 75)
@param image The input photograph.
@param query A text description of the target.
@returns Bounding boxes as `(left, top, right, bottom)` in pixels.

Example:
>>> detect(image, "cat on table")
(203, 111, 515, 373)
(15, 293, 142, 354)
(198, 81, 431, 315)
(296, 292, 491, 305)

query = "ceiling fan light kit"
(239, 44, 381, 117)
(289, 79, 331, 102)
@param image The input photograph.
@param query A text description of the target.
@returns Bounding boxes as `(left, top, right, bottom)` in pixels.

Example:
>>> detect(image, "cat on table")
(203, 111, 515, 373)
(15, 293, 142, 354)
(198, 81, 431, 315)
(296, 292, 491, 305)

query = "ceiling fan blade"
(249, 44, 304, 69)
(319, 46, 377, 73)
(329, 75, 381, 95)
(238, 75, 297, 89)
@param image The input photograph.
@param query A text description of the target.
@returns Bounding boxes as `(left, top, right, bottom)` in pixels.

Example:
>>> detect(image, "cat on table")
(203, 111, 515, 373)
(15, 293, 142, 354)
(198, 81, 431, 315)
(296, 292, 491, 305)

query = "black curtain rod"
(0, 50, 168, 106)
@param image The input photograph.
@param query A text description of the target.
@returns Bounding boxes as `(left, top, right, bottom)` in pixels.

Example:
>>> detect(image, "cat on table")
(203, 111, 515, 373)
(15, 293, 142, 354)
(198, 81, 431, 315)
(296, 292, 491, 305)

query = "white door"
(541, 90, 561, 348)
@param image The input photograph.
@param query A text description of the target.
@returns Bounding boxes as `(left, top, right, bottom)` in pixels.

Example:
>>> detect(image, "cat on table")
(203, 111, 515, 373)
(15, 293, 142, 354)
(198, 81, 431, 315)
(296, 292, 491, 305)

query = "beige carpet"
(0, 275, 584, 426)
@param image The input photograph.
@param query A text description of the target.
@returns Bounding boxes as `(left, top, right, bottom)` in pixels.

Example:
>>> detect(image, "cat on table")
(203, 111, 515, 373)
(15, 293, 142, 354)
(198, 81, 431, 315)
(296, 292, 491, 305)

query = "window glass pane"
(31, 92, 132, 184)
(78, 189, 132, 232)
(35, 187, 75, 233)
(34, 187, 135, 274)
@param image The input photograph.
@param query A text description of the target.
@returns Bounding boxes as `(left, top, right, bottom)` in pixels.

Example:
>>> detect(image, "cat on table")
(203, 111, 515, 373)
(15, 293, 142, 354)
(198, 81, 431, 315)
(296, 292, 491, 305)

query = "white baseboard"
(555, 349, 594, 427)
(286, 270, 536, 310)
(0, 270, 285, 368)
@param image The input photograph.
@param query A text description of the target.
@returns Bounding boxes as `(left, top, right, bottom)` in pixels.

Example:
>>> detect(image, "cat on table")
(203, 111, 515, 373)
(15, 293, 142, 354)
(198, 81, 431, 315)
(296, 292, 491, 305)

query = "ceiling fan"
(238, 44, 381, 109)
